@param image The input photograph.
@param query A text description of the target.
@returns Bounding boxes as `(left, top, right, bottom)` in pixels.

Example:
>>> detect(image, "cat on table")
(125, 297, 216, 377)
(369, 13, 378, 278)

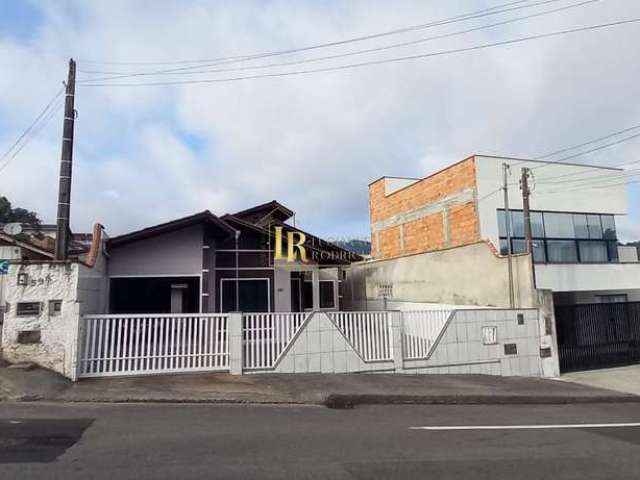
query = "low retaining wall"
(241, 309, 558, 377)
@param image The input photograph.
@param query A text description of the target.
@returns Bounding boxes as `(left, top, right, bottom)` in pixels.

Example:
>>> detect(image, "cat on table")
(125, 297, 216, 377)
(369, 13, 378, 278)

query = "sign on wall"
(482, 326, 498, 345)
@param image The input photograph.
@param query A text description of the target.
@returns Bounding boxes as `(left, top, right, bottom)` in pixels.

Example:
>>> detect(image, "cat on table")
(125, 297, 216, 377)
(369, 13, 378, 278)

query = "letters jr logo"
(273, 226, 307, 263)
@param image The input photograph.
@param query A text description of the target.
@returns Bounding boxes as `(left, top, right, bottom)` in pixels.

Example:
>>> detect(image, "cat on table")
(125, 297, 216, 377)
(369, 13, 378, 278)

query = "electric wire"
(77, 0, 591, 82)
(75, 0, 537, 67)
(79, 17, 640, 88)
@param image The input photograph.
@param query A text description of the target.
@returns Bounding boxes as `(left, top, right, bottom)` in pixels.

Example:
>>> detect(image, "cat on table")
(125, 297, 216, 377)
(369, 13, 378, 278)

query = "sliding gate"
(78, 314, 230, 377)
(555, 302, 640, 372)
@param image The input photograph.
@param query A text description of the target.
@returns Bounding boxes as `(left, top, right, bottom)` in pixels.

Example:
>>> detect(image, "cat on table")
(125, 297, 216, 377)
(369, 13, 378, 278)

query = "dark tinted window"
(547, 240, 578, 263)
(601, 215, 616, 239)
(544, 212, 574, 238)
(222, 279, 269, 312)
(511, 211, 525, 237)
(587, 214, 603, 239)
(303, 281, 313, 309)
(573, 214, 589, 239)
(319, 281, 335, 309)
(579, 241, 607, 262)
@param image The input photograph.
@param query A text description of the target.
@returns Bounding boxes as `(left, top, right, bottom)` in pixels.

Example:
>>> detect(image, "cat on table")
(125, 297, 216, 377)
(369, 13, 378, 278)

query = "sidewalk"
(2, 364, 640, 407)
(561, 365, 640, 396)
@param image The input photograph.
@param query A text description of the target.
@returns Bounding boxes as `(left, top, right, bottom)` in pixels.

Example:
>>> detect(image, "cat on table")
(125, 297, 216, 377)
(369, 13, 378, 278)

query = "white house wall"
(536, 263, 640, 292)
(107, 224, 203, 277)
(474, 155, 627, 251)
(1, 263, 81, 378)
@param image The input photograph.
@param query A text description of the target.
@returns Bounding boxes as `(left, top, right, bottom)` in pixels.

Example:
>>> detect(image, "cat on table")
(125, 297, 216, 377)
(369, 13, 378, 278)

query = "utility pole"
(502, 163, 515, 308)
(521, 167, 537, 291)
(55, 58, 77, 260)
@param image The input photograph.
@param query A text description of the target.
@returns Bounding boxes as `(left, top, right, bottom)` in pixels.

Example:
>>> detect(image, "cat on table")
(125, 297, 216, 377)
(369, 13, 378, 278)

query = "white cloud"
(1, 0, 640, 239)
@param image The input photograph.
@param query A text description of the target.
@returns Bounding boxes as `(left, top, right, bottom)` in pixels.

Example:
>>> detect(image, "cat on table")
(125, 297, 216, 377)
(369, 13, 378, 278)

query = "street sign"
(0, 260, 8, 275)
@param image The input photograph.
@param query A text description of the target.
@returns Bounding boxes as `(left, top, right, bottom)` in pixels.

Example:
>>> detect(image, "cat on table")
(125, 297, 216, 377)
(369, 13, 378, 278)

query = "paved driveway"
(562, 365, 640, 396)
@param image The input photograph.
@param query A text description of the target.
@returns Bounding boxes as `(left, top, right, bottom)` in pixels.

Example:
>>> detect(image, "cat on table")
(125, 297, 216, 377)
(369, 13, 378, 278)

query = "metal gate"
(78, 314, 230, 378)
(555, 302, 640, 372)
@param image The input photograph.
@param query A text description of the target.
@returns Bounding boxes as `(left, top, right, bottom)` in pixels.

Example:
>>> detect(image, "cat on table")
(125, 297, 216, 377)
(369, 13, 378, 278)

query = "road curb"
(3, 393, 640, 408)
(322, 394, 640, 409)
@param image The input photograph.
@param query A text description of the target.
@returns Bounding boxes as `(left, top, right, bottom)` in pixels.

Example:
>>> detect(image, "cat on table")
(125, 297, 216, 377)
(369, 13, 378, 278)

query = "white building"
(351, 154, 640, 373)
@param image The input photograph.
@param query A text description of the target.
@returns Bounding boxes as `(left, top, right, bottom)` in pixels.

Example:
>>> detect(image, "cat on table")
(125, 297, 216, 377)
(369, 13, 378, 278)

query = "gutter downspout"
(80, 223, 104, 268)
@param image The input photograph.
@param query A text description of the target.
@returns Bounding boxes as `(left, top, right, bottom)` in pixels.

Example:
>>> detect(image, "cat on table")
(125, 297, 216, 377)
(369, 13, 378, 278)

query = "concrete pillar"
(228, 312, 243, 375)
(390, 310, 404, 373)
(537, 290, 561, 377)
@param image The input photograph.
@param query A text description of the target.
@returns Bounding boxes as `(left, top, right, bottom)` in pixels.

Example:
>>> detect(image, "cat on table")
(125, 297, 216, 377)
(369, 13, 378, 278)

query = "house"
(1, 197, 554, 380)
(106, 201, 361, 314)
(348, 154, 640, 372)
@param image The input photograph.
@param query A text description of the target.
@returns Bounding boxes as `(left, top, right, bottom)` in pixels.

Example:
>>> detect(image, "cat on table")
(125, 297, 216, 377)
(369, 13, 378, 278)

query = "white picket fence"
(242, 312, 309, 369)
(329, 311, 393, 361)
(78, 314, 229, 377)
(401, 310, 452, 359)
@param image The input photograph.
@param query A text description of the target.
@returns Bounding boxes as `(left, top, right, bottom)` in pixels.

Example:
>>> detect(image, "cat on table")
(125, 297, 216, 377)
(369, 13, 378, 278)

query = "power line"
(531, 131, 640, 170)
(79, 17, 640, 88)
(538, 175, 640, 194)
(533, 158, 640, 185)
(0, 87, 63, 164)
(76, 0, 535, 67)
(535, 168, 640, 190)
(535, 123, 640, 160)
(0, 98, 64, 175)
(78, 0, 598, 84)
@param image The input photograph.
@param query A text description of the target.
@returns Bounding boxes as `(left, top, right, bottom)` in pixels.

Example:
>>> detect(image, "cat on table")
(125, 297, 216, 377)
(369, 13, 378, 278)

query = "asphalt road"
(2, 402, 640, 479)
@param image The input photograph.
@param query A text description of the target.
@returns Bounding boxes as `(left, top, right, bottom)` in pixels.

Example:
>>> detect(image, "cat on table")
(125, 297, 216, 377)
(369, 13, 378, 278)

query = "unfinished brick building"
(369, 156, 480, 260)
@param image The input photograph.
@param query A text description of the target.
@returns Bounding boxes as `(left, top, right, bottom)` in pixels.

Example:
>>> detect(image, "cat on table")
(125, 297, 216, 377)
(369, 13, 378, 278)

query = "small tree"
(0, 196, 41, 227)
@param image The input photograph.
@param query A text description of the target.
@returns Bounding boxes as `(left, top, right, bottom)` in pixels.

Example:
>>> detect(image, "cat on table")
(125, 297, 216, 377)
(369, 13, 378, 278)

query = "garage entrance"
(555, 302, 640, 372)
(109, 277, 200, 314)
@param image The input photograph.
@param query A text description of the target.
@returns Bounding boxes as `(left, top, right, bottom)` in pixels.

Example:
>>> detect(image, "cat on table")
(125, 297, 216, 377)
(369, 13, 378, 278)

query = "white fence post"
(229, 312, 243, 375)
(390, 311, 403, 372)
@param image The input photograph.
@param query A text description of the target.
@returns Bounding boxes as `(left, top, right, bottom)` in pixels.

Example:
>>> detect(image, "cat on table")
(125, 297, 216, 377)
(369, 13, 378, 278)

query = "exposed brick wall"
(370, 157, 479, 259)
(449, 202, 479, 247)
(377, 226, 402, 259)
(402, 213, 444, 255)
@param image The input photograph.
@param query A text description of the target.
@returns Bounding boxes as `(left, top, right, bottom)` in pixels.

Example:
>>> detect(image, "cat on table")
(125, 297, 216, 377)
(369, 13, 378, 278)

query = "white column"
(228, 312, 243, 375)
(390, 310, 404, 373)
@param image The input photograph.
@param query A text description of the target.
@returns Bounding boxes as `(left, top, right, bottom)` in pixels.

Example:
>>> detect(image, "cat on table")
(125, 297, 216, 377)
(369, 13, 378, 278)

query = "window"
(587, 215, 603, 239)
(602, 215, 616, 239)
(497, 209, 619, 264)
(49, 300, 62, 316)
(221, 279, 270, 313)
(16, 302, 40, 316)
(573, 214, 589, 239)
(543, 212, 574, 238)
(319, 280, 336, 309)
(597, 294, 627, 303)
(511, 210, 525, 237)
(303, 281, 313, 310)
(578, 241, 608, 263)
(547, 240, 578, 263)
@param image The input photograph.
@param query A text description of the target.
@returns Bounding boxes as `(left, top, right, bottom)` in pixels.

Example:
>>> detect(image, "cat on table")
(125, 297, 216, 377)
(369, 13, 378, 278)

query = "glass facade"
(497, 209, 618, 264)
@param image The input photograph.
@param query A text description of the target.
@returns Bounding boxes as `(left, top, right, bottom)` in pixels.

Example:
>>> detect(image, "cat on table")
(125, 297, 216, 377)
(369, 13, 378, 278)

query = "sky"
(1, 0, 639, 242)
